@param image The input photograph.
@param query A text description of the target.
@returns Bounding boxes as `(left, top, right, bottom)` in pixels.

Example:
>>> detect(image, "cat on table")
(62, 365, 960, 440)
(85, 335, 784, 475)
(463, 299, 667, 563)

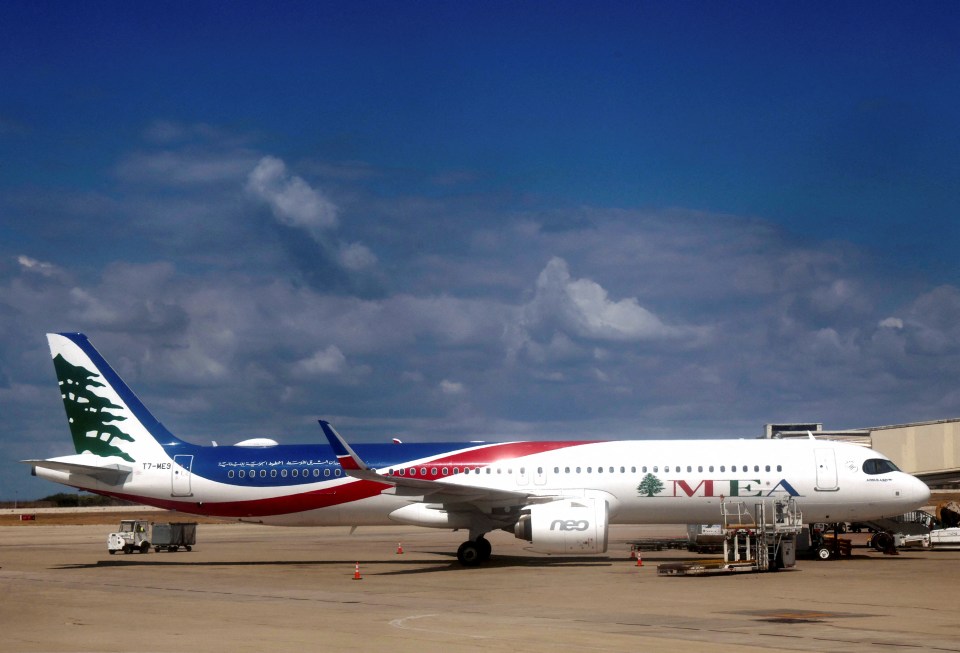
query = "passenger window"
(576, 467, 581, 473)
(335, 469, 341, 477)
(260, 470, 266, 478)
(720, 466, 725, 472)
(687, 466, 692, 472)
(709, 466, 714, 472)
(765, 465, 771, 472)
(442, 467, 449, 475)
(239, 470, 246, 478)
(281, 469, 287, 478)
(754, 465, 759, 472)
(777, 465, 782, 472)
(228, 470, 234, 478)
(653, 466, 658, 473)
(324, 469, 331, 477)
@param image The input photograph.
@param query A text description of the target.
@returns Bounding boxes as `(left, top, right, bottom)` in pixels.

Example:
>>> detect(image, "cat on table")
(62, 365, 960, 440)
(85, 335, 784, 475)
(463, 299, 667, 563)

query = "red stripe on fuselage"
(392, 440, 594, 469)
(89, 479, 388, 518)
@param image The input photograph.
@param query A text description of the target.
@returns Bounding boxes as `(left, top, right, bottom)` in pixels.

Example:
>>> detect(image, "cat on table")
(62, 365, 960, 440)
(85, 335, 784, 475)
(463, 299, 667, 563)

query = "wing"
(319, 420, 561, 509)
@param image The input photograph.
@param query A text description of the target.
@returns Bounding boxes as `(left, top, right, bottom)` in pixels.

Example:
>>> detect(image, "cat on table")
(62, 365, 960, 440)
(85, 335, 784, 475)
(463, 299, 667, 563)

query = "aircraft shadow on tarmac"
(52, 552, 615, 574)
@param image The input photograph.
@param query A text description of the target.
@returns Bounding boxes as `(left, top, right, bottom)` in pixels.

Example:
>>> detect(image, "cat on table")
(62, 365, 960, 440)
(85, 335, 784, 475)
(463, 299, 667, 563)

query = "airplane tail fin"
(47, 333, 182, 464)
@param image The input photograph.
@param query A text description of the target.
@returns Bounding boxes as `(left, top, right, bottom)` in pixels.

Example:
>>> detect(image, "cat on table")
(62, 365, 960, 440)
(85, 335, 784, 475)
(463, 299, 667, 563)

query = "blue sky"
(1, 1, 959, 499)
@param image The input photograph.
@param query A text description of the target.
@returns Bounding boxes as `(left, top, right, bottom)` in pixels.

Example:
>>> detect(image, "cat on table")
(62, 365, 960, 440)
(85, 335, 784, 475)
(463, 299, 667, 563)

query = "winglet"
(319, 420, 369, 472)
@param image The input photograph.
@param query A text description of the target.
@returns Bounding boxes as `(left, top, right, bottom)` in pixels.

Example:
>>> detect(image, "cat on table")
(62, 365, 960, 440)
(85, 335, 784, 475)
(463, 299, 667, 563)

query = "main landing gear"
(457, 535, 492, 566)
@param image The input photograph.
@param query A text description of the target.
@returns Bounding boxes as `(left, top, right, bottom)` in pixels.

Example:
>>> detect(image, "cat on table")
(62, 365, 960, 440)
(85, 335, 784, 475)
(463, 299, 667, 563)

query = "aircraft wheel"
(476, 536, 492, 561)
(871, 532, 894, 552)
(457, 541, 482, 566)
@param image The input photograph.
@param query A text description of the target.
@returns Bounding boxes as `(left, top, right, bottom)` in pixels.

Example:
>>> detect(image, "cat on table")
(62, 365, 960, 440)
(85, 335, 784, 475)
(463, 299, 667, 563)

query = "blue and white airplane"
(26, 333, 930, 565)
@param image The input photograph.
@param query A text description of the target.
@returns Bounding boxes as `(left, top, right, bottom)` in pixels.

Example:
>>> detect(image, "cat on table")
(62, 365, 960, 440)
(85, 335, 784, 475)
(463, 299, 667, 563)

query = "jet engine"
(513, 498, 609, 554)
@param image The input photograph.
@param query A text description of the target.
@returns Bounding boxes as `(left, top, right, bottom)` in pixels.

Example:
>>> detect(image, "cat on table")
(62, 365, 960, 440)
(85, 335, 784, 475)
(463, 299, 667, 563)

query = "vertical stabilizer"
(47, 333, 181, 463)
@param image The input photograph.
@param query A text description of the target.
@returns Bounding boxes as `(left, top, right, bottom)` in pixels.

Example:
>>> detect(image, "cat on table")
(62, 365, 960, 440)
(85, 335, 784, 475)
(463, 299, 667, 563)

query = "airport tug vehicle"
(107, 519, 151, 554)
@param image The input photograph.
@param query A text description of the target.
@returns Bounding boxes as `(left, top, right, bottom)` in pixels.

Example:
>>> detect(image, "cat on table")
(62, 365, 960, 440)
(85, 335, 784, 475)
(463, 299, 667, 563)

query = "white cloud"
(246, 156, 338, 235)
(116, 150, 257, 185)
(17, 255, 59, 277)
(526, 257, 684, 342)
(294, 346, 348, 376)
(879, 317, 903, 329)
(338, 242, 378, 271)
(439, 379, 465, 395)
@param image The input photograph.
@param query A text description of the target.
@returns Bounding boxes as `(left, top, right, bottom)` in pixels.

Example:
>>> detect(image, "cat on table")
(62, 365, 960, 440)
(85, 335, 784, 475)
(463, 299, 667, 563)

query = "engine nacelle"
(513, 498, 609, 554)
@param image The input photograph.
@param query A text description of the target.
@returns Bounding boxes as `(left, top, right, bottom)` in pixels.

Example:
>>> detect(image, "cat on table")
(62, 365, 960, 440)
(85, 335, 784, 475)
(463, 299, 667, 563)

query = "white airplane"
(26, 333, 930, 565)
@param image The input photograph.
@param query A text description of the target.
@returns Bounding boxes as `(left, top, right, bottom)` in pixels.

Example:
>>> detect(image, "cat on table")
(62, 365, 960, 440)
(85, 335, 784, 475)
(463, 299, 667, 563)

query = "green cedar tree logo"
(637, 472, 665, 497)
(53, 353, 135, 462)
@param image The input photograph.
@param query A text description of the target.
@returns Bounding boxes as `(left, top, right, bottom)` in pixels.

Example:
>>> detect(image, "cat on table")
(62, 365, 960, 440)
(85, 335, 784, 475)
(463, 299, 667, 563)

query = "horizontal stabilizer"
(22, 458, 133, 485)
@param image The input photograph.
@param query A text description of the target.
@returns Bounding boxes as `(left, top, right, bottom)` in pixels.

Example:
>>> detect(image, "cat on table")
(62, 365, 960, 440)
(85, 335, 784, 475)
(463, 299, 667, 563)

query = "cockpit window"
(863, 458, 900, 474)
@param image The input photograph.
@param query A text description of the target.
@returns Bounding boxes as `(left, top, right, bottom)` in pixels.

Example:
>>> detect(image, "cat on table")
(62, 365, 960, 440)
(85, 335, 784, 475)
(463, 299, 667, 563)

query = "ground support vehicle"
(107, 519, 151, 554)
(658, 498, 803, 576)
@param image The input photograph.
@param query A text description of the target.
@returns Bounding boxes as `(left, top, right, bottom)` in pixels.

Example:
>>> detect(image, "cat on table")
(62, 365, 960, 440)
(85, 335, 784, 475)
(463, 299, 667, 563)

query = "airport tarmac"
(2, 521, 959, 653)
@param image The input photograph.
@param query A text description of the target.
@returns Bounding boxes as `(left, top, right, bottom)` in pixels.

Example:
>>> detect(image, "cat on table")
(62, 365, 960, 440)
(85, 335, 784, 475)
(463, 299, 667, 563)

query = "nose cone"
(903, 473, 931, 508)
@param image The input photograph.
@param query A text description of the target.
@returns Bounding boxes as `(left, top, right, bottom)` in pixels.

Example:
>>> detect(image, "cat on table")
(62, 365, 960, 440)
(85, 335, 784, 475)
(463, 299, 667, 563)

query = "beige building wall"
(869, 420, 960, 475)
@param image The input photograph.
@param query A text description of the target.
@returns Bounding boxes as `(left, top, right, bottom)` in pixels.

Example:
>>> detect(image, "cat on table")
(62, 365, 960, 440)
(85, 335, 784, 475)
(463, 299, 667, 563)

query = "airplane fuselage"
(35, 436, 927, 527)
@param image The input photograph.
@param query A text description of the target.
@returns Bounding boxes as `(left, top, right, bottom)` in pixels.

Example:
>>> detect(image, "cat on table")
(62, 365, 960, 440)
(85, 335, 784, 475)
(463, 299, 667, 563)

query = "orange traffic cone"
(353, 562, 363, 580)
(396, 542, 404, 554)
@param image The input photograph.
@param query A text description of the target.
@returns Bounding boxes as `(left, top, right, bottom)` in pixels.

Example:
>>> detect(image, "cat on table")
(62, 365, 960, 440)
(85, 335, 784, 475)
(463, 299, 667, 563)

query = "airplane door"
(172, 455, 194, 497)
(814, 448, 838, 491)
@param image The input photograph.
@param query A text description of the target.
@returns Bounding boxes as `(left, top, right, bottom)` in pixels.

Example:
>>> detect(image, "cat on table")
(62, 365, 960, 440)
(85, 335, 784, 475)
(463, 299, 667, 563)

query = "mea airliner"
(26, 333, 930, 565)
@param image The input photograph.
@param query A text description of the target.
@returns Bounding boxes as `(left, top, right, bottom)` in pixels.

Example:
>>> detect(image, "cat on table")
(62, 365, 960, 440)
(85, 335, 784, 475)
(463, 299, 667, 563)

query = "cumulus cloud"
(338, 242, 378, 271)
(246, 156, 338, 236)
(524, 257, 688, 342)
(293, 345, 348, 376)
